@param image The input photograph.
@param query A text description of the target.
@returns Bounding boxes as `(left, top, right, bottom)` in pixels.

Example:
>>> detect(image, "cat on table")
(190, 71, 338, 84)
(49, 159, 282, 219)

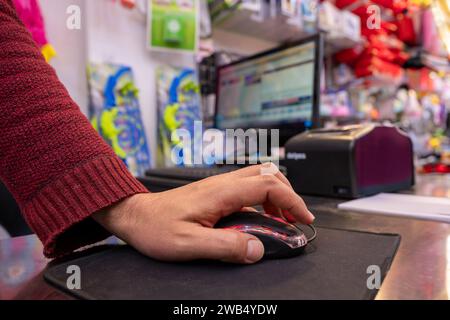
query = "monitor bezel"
(214, 33, 323, 134)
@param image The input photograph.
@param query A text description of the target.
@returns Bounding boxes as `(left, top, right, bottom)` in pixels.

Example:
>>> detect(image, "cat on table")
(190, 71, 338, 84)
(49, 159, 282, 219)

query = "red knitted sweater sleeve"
(0, 0, 149, 257)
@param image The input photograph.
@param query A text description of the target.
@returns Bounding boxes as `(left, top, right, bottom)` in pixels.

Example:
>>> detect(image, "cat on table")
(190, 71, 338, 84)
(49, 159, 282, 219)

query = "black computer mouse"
(215, 212, 313, 259)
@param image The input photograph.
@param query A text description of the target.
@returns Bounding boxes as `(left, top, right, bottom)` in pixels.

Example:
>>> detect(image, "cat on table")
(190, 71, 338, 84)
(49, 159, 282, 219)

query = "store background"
(33, 0, 450, 172)
(38, 0, 277, 167)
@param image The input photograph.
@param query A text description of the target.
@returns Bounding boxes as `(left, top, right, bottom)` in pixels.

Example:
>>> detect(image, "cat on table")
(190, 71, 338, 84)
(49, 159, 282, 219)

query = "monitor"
(214, 33, 323, 144)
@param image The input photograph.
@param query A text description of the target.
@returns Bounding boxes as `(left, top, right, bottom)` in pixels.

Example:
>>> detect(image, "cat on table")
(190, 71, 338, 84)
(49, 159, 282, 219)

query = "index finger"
(228, 163, 292, 188)
(205, 174, 315, 224)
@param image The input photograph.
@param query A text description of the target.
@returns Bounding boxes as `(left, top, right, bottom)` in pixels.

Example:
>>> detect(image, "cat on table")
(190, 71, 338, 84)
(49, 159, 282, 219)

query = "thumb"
(191, 227, 265, 264)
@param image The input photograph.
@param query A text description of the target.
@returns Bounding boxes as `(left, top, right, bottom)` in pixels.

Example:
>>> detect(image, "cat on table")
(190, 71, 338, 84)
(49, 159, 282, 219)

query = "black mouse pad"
(44, 227, 400, 300)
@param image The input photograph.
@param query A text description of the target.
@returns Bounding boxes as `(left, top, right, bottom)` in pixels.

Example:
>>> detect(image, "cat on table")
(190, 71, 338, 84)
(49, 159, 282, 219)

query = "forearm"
(0, 0, 148, 257)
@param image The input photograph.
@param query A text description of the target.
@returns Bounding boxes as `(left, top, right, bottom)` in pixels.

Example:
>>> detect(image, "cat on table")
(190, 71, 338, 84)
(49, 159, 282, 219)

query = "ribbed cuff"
(21, 156, 149, 258)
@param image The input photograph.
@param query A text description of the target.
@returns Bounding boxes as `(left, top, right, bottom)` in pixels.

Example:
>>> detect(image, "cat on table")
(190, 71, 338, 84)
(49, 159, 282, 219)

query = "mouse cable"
(306, 224, 317, 243)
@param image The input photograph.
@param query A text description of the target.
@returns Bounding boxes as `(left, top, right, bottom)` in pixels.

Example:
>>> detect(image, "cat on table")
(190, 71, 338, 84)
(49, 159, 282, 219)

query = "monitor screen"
(215, 37, 318, 130)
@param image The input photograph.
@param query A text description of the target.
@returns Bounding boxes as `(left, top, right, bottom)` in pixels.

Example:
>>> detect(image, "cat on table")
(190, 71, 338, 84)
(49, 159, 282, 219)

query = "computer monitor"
(214, 33, 323, 144)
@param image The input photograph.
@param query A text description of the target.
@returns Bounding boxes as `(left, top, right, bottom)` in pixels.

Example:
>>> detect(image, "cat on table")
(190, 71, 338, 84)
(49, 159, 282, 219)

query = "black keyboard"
(145, 166, 241, 182)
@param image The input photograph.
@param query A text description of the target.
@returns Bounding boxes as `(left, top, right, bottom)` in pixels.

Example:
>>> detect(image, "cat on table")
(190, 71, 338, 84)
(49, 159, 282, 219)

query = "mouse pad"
(44, 227, 400, 300)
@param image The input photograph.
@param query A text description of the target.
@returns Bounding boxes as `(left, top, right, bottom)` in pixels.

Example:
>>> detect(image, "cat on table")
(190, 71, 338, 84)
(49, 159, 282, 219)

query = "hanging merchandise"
(372, 0, 409, 15)
(318, 1, 361, 43)
(241, 0, 261, 12)
(119, 0, 147, 16)
(156, 66, 202, 167)
(199, 0, 212, 38)
(318, 2, 341, 36)
(247, 0, 269, 22)
(396, 11, 418, 45)
(197, 0, 214, 62)
(430, 0, 450, 57)
(147, 0, 199, 53)
(321, 90, 353, 118)
(333, 63, 355, 86)
(121, 0, 136, 9)
(87, 63, 151, 176)
(300, 0, 318, 33)
(281, 0, 304, 29)
(281, 0, 298, 17)
(12, 0, 56, 62)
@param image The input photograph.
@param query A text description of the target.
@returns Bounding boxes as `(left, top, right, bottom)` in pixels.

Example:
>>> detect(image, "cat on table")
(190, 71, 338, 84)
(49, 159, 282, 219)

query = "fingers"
(213, 174, 315, 224)
(235, 164, 296, 221)
(281, 210, 297, 223)
(209, 164, 304, 222)
(189, 226, 265, 264)
(262, 202, 283, 218)
(229, 163, 292, 188)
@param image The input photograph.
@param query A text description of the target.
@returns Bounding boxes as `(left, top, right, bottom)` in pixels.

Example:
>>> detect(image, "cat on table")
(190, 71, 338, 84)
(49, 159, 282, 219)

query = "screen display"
(216, 41, 316, 129)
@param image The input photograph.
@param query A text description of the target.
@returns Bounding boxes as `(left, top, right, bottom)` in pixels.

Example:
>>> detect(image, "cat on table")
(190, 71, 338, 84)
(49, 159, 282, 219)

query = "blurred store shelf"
(213, 7, 362, 54)
(348, 74, 405, 89)
(325, 35, 365, 55)
(213, 7, 312, 44)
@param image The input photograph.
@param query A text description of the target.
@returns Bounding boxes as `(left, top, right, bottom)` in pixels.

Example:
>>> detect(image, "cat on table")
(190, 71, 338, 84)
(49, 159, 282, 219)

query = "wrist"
(92, 193, 144, 240)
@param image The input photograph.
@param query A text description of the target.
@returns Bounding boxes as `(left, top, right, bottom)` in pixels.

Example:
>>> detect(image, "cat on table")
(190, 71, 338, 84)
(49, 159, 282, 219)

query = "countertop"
(1, 174, 450, 300)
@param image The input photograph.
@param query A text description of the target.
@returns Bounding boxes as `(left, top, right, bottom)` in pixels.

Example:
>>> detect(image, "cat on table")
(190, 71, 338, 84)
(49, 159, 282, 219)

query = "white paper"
(338, 193, 450, 223)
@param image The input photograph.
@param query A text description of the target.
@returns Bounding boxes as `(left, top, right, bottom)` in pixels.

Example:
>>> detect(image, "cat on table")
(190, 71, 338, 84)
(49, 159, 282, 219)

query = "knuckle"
(171, 228, 192, 249)
(259, 173, 278, 186)
(224, 232, 247, 262)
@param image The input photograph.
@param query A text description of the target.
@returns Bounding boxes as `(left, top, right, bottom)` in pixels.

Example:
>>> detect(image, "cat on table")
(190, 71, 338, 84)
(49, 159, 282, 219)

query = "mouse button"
(259, 228, 308, 249)
(222, 225, 308, 249)
(281, 232, 308, 249)
(260, 221, 300, 236)
(260, 213, 290, 225)
(215, 212, 297, 235)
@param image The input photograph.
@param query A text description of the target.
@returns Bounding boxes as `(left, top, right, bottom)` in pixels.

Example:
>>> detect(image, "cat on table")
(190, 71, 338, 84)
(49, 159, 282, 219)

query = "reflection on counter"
(414, 174, 450, 198)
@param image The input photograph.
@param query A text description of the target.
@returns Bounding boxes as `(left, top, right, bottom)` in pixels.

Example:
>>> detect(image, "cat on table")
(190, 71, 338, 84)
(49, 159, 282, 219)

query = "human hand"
(93, 164, 315, 264)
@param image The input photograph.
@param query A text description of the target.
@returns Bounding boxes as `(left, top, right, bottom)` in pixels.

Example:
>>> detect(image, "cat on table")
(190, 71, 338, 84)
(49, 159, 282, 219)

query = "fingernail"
(308, 210, 316, 222)
(246, 240, 264, 263)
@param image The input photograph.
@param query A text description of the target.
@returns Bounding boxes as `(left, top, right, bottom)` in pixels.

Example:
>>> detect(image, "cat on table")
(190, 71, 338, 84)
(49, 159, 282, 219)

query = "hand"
(93, 164, 315, 264)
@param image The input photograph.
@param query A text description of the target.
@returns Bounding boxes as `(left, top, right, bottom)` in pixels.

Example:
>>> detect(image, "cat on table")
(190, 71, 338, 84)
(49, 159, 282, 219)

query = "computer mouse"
(215, 212, 314, 259)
